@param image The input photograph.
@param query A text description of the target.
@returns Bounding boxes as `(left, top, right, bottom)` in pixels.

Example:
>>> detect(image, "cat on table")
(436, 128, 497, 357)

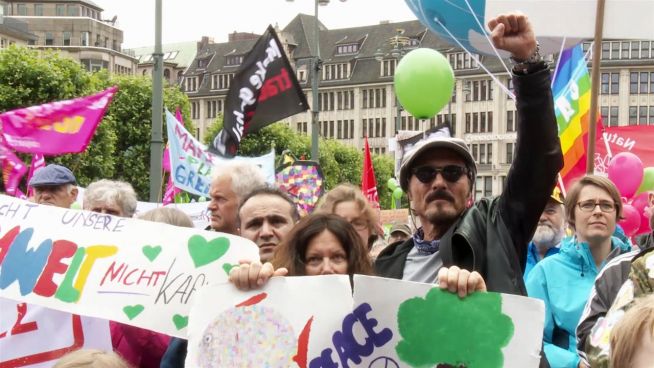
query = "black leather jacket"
(375, 67, 563, 296)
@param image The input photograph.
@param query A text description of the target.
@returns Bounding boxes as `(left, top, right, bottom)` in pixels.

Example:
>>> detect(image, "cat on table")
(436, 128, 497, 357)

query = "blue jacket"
(525, 236, 630, 368)
(524, 241, 560, 279)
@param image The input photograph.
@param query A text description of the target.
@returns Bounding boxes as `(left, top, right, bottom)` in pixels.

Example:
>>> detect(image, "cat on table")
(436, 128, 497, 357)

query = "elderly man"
(577, 191, 654, 366)
(207, 161, 266, 233)
(238, 186, 299, 263)
(375, 12, 563, 297)
(161, 162, 266, 368)
(83, 179, 138, 217)
(29, 164, 78, 208)
(524, 187, 566, 278)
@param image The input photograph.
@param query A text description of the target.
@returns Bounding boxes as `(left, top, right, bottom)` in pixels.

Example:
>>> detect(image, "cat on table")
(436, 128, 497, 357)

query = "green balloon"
(394, 48, 455, 119)
(637, 166, 654, 194)
(387, 178, 398, 191)
(392, 187, 404, 200)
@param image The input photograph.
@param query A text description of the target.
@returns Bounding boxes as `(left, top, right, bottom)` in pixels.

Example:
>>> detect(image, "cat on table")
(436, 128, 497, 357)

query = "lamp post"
(375, 29, 410, 135)
(287, 0, 346, 161)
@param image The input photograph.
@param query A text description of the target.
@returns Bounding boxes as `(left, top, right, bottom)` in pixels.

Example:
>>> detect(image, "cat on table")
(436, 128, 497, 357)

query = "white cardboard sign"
(0, 195, 259, 338)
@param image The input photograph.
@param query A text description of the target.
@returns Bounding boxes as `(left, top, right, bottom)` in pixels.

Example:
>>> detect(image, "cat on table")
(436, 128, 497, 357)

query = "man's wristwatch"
(510, 43, 546, 75)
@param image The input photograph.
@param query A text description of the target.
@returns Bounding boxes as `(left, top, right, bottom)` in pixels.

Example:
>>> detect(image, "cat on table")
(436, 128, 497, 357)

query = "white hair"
(211, 162, 266, 201)
(83, 179, 138, 217)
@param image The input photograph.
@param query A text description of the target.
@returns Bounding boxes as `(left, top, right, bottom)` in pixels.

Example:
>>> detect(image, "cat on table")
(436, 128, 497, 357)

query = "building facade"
(127, 40, 197, 85)
(182, 14, 654, 197)
(1, 0, 136, 74)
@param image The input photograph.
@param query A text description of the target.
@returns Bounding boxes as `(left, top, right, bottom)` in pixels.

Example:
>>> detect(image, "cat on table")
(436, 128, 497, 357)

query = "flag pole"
(586, 0, 606, 174)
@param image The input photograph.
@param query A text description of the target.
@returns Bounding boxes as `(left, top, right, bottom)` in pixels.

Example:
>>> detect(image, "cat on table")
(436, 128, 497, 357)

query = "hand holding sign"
(437, 265, 487, 298)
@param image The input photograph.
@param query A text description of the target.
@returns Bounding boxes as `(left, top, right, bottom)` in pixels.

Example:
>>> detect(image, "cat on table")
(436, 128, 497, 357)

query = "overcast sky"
(98, 0, 417, 49)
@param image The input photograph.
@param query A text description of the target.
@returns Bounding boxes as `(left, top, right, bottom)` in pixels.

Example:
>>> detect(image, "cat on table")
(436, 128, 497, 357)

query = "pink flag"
(1, 143, 27, 198)
(26, 153, 46, 196)
(162, 175, 181, 205)
(0, 86, 117, 155)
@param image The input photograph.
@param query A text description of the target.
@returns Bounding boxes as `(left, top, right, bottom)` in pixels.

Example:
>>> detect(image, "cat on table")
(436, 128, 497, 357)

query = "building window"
(381, 59, 397, 77)
(640, 106, 648, 125)
(81, 32, 89, 46)
(336, 43, 359, 55)
(629, 106, 638, 125)
(212, 73, 234, 89)
(45, 32, 54, 46)
(225, 55, 243, 66)
(34, 4, 43, 16)
(323, 63, 350, 80)
(17, 3, 27, 15)
(206, 100, 218, 119)
(361, 88, 386, 109)
(640, 72, 649, 93)
(63, 32, 71, 46)
(506, 142, 515, 163)
(472, 113, 478, 133)
(186, 77, 198, 92)
(56, 4, 65, 16)
(67, 4, 79, 16)
(80, 59, 108, 72)
(465, 113, 471, 133)
(191, 102, 200, 119)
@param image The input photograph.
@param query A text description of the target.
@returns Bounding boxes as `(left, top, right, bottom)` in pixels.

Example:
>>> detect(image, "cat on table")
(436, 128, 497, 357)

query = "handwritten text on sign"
(0, 195, 259, 338)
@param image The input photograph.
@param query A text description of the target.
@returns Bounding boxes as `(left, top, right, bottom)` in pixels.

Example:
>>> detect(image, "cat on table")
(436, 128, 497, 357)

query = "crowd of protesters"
(4, 12, 654, 368)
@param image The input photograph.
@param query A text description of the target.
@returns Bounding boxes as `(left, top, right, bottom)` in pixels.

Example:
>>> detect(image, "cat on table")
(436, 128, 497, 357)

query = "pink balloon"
(619, 204, 641, 237)
(608, 152, 644, 199)
(631, 192, 651, 236)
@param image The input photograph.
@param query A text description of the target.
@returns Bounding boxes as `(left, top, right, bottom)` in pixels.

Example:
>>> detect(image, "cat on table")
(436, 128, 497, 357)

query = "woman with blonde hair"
(316, 183, 380, 249)
(54, 349, 131, 368)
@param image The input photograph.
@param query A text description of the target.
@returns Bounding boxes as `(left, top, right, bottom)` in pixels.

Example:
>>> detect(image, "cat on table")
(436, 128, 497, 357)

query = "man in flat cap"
(28, 164, 78, 208)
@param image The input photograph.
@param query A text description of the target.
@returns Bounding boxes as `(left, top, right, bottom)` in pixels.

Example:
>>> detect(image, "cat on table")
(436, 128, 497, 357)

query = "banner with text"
(0, 195, 259, 338)
(595, 125, 654, 173)
(165, 110, 275, 197)
(186, 275, 545, 368)
(0, 87, 117, 155)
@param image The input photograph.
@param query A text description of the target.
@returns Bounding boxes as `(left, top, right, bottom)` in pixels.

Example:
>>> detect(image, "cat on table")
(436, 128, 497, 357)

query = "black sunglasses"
(412, 165, 468, 184)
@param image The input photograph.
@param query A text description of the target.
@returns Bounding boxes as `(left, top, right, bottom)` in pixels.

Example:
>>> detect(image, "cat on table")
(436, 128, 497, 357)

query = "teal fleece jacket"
(525, 235, 630, 368)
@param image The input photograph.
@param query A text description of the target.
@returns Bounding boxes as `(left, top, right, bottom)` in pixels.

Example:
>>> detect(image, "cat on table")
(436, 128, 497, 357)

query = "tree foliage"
(203, 117, 397, 208)
(0, 46, 192, 199)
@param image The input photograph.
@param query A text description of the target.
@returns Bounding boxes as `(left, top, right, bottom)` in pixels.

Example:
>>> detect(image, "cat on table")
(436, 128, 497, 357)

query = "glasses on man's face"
(577, 200, 616, 213)
(412, 165, 468, 184)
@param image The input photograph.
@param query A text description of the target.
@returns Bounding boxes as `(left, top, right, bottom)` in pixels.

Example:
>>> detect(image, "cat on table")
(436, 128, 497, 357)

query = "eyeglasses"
(411, 165, 468, 184)
(577, 200, 616, 213)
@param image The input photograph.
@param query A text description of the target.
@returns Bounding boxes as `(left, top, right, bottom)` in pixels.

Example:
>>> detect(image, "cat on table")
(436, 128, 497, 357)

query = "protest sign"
(165, 110, 275, 197)
(186, 274, 545, 368)
(186, 275, 352, 368)
(0, 195, 259, 338)
(0, 299, 112, 368)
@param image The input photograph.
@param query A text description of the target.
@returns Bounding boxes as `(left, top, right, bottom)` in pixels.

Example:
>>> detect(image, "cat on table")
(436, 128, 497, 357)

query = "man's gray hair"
(212, 162, 266, 201)
(83, 179, 138, 217)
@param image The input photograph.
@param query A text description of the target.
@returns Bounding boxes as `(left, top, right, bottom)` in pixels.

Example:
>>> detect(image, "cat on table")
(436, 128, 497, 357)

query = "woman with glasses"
(316, 183, 380, 250)
(526, 175, 631, 368)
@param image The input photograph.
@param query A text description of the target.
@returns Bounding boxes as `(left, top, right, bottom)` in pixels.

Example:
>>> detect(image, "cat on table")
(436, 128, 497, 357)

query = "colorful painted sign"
(186, 274, 546, 368)
(165, 110, 275, 197)
(186, 275, 353, 368)
(0, 195, 259, 338)
(0, 87, 117, 155)
(0, 299, 112, 368)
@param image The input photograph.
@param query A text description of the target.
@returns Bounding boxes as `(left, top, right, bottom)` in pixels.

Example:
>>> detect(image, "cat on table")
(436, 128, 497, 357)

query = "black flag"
(209, 25, 309, 157)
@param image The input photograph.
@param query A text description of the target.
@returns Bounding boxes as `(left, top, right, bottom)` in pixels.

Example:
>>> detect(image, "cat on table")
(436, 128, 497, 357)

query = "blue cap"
(28, 164, 77, 187)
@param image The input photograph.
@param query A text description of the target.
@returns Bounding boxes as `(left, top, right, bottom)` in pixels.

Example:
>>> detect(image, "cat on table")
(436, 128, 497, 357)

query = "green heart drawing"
(187, 235, 230, 268)
(123, 305, 144, 320)
(222, 263, 238, 276)
(173, 314, 188, 330)
(142, 245, 162, 262)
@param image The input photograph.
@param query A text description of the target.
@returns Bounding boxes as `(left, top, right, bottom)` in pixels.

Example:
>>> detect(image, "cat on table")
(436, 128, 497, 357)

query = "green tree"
(95, 75, 193, 199)
(0, 46, 115, 187)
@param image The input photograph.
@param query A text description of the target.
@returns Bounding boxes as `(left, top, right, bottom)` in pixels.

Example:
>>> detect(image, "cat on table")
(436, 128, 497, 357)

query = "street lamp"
(374, 29, 410, 135)
(286, 0, 346, 161)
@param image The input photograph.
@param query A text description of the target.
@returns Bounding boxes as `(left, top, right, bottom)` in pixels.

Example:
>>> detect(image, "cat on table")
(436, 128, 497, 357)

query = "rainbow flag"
(552, 45, 603, 187)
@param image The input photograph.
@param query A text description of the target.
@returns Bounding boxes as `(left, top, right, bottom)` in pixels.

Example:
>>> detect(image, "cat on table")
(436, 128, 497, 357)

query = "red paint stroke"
(292, 316, 314, 368)
(235, 292, 268, 307)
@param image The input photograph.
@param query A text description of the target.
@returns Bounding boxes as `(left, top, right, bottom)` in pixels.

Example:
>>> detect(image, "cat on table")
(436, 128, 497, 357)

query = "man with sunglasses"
(375, 12, 563, 300)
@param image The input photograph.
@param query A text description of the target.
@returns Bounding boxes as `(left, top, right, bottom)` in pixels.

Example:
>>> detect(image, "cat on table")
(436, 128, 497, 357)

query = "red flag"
(1, 142, 27, 198)
(361, 137, 380, 209)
